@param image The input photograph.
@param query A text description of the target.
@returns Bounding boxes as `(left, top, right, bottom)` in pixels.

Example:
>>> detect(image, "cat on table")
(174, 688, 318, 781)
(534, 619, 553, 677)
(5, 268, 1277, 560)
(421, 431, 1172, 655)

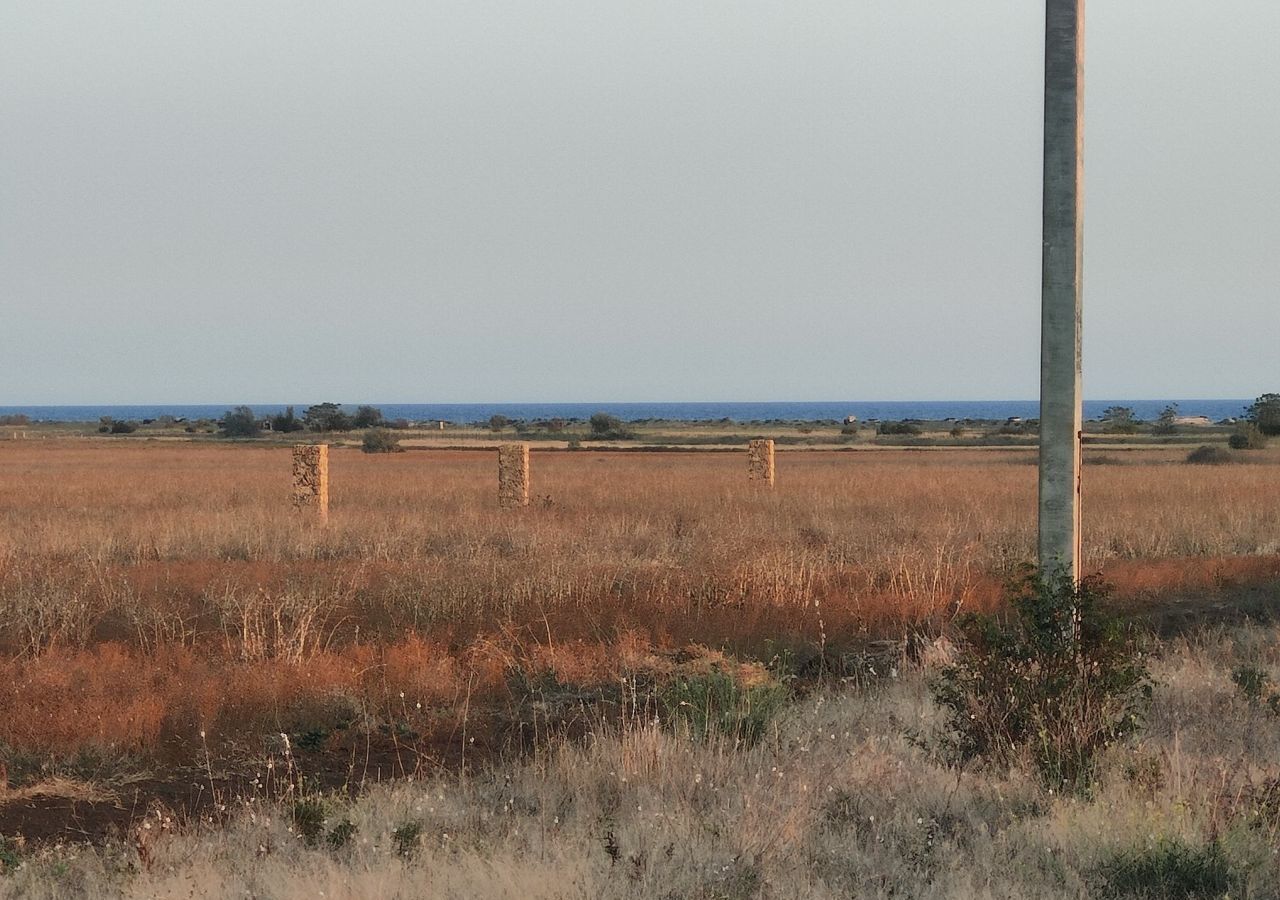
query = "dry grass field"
(1, 438, 1279, 896)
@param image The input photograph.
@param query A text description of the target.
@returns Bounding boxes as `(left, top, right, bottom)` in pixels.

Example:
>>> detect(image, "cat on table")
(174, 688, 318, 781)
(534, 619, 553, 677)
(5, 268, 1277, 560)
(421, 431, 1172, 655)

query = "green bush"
(304, 403, 354, 432)
(392, 821, 423, 857)
(353, 405, 384, 428)
(99, 416, 139, 434)
(1228, 424, 1267, 451)
(270, 406, 305, 434)
(291, 799, 327, 847)
(1151, 404, 1179, 436)
(877, 421, 922, 436)
(1246, 393, 1280, 436)
(930, 568, 1151, 792)
(361, 428, 403, 454)
(586, 412, 636, 440)
(659, 669, 788, 745)
(1231, 665, 1280, 715)
(1097, 839, 1233, 899)
(1186, 445, 1233, 465)
(0, 836, 21, 873)
(220, 405, 260, 438)
(327, 818, 357, 851)
(1102, 406, 1139, 434)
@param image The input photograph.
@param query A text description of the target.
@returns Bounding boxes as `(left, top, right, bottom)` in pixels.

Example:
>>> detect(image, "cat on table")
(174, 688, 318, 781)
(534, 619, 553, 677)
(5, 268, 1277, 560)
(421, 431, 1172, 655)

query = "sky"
(2, 1, 1277, 404)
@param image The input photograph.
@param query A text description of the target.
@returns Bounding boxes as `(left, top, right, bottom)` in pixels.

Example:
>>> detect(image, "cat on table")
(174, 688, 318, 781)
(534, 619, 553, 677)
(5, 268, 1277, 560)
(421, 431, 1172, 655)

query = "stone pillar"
(747, 439, 775, 487)
(1038, 0, 1084, 580)
(498, 443, 530, 508)
(292, 444, 329, 522)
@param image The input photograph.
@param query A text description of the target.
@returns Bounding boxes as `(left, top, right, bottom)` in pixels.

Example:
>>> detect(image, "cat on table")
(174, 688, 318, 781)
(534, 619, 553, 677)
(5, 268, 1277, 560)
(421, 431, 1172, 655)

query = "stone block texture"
(498, 443, 530, 508)
(292, 444, 329, 520)
(747, 439, 775, 487)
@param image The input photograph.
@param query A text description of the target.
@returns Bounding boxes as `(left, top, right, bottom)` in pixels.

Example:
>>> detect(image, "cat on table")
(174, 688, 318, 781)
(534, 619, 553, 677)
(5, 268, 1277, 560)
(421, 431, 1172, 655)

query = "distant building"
(1173, 416, 1212, 427)
(843, 415, 858, 425)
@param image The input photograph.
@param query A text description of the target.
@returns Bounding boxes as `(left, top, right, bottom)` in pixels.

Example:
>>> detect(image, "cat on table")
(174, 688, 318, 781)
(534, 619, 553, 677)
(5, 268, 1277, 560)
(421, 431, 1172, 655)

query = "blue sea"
(0, 400, 1253, 424)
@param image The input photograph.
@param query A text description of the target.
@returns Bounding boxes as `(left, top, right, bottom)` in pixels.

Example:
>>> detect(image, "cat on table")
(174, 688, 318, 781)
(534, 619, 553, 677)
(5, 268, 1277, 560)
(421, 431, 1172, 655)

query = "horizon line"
(0, 397, 1255, 408)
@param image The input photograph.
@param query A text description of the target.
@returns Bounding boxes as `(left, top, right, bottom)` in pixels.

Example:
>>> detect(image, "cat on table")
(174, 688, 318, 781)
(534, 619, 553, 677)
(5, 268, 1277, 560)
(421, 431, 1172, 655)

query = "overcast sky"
(3, 1, 1276, 404)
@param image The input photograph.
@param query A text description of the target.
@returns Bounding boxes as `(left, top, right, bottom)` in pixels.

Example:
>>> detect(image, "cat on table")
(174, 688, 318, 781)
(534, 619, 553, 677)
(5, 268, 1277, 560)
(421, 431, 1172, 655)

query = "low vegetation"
(360, 427, 403, 454)
(1230, 423, 1268, 451)
(0, 439, 1278, 896)
(931, 569, 1150, 791)
(585, 412, 637, 441)
(3, 619, 1280, 897)
(1186, 445, 1234, 465)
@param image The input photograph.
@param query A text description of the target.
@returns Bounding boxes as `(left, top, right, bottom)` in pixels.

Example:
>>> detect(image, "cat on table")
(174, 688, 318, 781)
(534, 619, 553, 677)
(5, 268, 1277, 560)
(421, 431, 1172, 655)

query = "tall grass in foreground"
(6, 622, 1280, 898)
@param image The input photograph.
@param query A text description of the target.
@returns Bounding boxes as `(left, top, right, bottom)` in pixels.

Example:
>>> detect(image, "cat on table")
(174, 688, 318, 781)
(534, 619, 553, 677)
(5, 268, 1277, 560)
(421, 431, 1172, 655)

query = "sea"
(0, 400, 1254, 424)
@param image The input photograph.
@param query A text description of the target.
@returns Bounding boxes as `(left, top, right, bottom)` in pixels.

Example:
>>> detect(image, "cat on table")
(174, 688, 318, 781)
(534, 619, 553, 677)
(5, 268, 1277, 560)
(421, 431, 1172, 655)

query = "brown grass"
(8, 621, 1280, 898)
(0, 440, 1277, 760)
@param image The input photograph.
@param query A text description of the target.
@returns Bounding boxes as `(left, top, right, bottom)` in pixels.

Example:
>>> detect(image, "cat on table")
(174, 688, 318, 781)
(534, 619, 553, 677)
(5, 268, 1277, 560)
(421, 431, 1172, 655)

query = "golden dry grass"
(0, 439, 1277, 759)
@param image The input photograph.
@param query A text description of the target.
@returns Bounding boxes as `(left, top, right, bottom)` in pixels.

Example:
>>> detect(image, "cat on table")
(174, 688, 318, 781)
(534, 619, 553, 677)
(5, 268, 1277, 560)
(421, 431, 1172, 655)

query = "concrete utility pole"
(1039, 0, 1084, 580)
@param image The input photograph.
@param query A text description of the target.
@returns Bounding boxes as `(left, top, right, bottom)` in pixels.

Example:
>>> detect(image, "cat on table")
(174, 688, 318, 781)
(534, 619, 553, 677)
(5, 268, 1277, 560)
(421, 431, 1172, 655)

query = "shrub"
(877, 421, 923, 436)
(590, 412, 621, 434)
(1232, 665, 1270, 704)
(361, 428, 403, 454)
(304, 403, 354, 432)
(1186, 445, 1233, 465)
(392, 821, 423, 857)
(0, 836, 21, 873)
(586, 412, 635, 441)
(488, 415, 510, 433)
(291, 799, 326, 847)
(1246, 393, 1280, 436)
(270, 406, 305, 434)
(1228, 424, 1267, 451)
(1151, 404, 1179, 436)
(353, 405, 384, 428)
(930, 568, 1151, 792)
(220, 406, 260, 438)
(327, 819, 357, 851)
(1102, 406, 1139, 434)
(99, 416, 139, 434)
(1231, 665, 1280, 715)
(1097, 839, 1234, 899)
(658, 669, 788, 746)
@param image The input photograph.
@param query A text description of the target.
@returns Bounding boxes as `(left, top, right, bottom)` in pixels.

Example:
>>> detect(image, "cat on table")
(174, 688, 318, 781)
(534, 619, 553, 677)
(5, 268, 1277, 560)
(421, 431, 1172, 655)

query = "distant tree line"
(219, 404, 398, 437)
